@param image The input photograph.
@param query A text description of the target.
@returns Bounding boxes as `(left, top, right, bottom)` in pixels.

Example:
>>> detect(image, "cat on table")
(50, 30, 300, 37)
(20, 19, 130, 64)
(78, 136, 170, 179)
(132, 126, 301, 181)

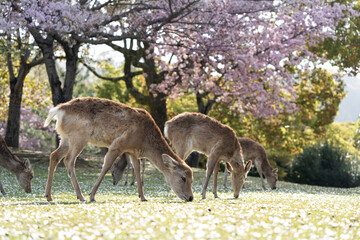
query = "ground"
(0, 152, 360, 239)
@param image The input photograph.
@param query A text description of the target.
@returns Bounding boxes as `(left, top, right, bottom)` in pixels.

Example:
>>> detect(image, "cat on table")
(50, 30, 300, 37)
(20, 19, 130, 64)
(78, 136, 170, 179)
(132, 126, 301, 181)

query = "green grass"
(1, 161, 360, 239)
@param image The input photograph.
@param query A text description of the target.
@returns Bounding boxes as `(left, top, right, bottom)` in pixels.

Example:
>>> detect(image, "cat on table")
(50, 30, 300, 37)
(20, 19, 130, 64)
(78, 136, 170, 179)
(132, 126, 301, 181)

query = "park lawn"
(1, 160, 360, 240)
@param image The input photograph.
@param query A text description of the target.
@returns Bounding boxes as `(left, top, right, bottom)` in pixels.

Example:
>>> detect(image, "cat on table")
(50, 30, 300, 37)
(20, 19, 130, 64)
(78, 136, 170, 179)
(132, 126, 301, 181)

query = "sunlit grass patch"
(1, 161, 360, 239)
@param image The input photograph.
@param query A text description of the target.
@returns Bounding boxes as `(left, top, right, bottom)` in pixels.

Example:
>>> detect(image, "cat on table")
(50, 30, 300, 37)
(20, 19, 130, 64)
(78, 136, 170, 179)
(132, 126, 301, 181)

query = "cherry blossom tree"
(144, 0, 350, 117)
(1, 0, 354, 132)
(1, 0, 109, 106)
(82, 0, 353, 130)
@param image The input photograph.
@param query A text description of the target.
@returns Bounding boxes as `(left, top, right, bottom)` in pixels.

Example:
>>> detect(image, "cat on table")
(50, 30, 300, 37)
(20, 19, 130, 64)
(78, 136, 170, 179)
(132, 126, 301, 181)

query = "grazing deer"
(43, 97, 194, 202)
(0, 135, 34, 195)
(164, 112, 252, 199)
(215, 137, 278, 192)
(111, 154, 146, 186)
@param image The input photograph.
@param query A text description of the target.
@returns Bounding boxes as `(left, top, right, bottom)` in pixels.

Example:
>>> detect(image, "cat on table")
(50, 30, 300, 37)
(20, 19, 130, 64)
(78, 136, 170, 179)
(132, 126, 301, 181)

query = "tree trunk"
(63, 41, 80, 102)
(5, 49, 30, 148)
(5, 80, 24, 148)
(30, 29, 79, 146)
(148, 93, 168, 132)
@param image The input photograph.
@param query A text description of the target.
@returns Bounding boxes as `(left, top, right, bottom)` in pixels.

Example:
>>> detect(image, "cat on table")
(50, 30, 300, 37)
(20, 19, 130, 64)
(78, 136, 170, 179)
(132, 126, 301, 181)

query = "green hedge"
(286, 141, 360, 188)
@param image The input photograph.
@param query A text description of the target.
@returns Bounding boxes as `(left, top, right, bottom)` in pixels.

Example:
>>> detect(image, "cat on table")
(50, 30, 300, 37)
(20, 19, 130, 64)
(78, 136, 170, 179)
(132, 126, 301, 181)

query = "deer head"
(227, 160, 252, 198)
(15, 158, 34, 193)
(266, 168, 278, 190)
(162, 154, 193, 202)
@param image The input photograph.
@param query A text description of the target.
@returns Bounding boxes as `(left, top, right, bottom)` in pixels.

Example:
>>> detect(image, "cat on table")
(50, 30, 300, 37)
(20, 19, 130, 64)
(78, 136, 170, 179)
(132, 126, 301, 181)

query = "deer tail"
(44, 106, 60, 127)
(163, 123, 169, 139)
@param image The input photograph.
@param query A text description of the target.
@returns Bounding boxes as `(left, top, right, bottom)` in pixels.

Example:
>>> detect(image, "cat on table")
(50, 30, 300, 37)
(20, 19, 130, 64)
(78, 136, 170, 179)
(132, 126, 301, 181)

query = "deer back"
(238, 138, 267, 164)
(165, 112, 240, 159)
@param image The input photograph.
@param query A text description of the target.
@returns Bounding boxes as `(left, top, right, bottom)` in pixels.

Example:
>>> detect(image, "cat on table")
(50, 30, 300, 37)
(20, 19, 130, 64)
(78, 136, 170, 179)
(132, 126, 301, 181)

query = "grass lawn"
(1, 159, 360, 239)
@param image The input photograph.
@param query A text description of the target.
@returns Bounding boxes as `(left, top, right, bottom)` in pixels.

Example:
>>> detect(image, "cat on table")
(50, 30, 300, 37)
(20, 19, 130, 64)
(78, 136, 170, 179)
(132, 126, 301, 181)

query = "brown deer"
(164, 112, 252, 199)
(43, 97, 194, 202)
(0, 135, 34, 195)
(111, 154, 146, 186)
(214, 137, 278, 193)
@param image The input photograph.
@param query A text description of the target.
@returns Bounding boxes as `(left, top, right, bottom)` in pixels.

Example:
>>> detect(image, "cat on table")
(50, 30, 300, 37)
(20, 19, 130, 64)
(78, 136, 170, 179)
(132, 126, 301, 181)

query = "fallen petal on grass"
(0, 165, 360, 239)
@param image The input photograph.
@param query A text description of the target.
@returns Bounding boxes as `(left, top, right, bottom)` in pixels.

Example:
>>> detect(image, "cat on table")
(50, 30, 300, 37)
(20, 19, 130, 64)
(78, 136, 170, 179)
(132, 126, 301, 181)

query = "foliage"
(286, 141, 360, 188)
(325, 121, 360, 158)
(0, 64, 53, 151)
(22, 66, 52, 114)
(266, 150, 293, 180)
(72, 66, 97, 98)
(94, 62, 149, 109)
(0, 65, 52, 115)
(310, 1, 360, 75)
(353, 117, 360, 151)
(1, 162, 360, 239)
(210, 68, 345, 155)
(94, 61, 198, 117)
(294, 69, 346, 135)
(167, 94, 198, 119)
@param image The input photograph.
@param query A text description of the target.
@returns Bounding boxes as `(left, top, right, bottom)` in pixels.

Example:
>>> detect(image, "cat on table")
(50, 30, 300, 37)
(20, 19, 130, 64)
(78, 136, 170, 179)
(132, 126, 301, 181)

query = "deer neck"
(144, 142, 182, 173)
(0, 154, 23, 174)
(260, 159, 273, 174)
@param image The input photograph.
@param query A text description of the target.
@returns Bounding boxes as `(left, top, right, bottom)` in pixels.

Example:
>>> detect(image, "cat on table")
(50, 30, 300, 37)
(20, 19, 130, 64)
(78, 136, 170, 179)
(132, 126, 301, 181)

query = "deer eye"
(181, 176, 186, 182)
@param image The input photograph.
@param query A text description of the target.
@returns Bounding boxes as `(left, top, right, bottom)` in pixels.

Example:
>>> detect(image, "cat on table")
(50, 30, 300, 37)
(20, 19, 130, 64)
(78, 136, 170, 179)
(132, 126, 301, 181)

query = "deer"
(164, 112, 252, 199)
(111, 154, 146, 186)
(0, 135, 34, 195)
(214, 137, 278, 193)
(43, 97, 194, 202)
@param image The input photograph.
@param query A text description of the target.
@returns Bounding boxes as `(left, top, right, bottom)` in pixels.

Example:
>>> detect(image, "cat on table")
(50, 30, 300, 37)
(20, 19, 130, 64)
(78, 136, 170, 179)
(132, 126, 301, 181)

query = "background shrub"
(286, 141, 360, 188)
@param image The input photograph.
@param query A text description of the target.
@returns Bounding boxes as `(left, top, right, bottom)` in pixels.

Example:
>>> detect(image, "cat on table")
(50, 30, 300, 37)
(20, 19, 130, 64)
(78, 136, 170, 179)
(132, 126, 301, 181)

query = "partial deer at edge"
(0, 135, 34, 195)
(111, 154, 146, 186)
(214, 137, 278, 191)
(43, 97, 194, 202)
(164, 112, 252, 199)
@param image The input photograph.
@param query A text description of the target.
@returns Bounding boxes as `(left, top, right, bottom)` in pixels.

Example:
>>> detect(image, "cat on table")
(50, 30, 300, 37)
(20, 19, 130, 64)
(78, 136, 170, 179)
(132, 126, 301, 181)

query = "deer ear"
(22, 159, 31, 172)
(273, 168, 278, 174)
(245, 160, 252, 173)
(162, 154, 178, 169)
(226, 162, 233, 172)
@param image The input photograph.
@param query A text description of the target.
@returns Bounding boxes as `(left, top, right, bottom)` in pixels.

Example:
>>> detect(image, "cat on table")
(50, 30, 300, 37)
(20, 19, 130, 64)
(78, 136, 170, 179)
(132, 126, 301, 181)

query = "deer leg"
(141, 158, 145, 185)
(130, 155, 147, 201)
(223, 168, 229, 188)
(90, 148, 120, 202)
(0, 180, 6, 195)
(130, 165, 135, 186)
(63, 142, 87, 202)
(124, 158, 130, 185)
(202, 156, 219, 200)
(255, 160, 266, 190)
(212, 162, 220, 198)
(45, 140, 69, 202)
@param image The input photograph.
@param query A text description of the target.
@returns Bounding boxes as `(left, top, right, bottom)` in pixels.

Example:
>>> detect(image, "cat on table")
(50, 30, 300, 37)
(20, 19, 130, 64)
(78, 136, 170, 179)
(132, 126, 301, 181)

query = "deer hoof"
(45, 194, 53, 202)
